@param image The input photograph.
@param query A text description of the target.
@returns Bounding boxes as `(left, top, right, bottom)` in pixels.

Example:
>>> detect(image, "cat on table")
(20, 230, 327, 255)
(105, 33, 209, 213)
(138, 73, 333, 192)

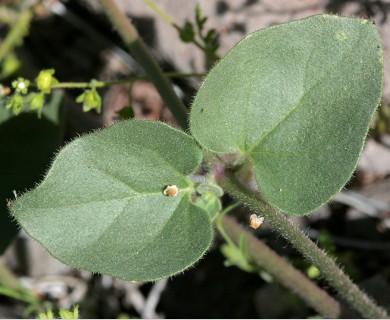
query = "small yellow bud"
(163, 185, 178, 197)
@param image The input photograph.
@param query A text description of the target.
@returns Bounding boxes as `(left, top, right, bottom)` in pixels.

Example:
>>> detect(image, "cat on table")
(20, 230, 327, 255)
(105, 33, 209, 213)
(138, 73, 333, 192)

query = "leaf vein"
(247, 30, 361, 154)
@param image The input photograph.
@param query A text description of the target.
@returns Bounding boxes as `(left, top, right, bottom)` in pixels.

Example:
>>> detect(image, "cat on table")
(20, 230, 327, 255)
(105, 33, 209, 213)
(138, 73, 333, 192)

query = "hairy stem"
(220, 173, 388, 319)
(99, 0, 188, 129)
(97, 2, 387, 317)
(220, 214, 342, 318)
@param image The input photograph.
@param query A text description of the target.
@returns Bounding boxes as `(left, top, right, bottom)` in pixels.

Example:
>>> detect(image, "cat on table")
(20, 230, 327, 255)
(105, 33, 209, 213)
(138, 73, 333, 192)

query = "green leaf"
(204, 29, 216, 44)
(220, 241, 255, 273)
(195, 4, 207, 33)
(0, 91, 64, 254)
(196, 182, 223, 197)
(11, 121, 212, 281)
(179, 21, 195, 43)
(190, 15, 383, 215)
(194, 192, 221, 221)
(38, 309, 54, 320)
(0, 54, 21, 79)
(5, 94, 23, 115)
(71, 305, 79, 319)
(29, 92, 45, 118)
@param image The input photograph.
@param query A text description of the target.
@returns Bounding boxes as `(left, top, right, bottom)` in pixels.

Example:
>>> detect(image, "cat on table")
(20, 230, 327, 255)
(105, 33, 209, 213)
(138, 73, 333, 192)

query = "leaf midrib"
(84, 137, 194, 191)
(23, 194, 138, 211)
(102, 196, 190, 259)
(246, 28, 362, 155)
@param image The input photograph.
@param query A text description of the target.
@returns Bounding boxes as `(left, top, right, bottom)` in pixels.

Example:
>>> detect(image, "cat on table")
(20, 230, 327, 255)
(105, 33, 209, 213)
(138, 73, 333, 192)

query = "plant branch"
(219, 214, 342, 318)
(0, 9, 32, 63)
(49, 72, 203, 90)
(99, 0, 188, 129)
(142, 0, 204, 51)
(143, 0, 175, 26)
(143, 0, 219, 65)
(220, 172, 389, 319)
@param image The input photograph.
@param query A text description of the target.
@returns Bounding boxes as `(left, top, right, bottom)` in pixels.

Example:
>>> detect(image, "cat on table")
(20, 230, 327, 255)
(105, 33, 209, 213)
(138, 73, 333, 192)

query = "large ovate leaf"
(190, 15, 383, 215)
(11, 121, 212, 281)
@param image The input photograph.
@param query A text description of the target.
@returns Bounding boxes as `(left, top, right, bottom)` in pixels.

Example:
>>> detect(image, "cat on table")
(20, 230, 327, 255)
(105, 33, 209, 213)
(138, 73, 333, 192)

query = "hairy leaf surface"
(12, 121, 212, 281)
(190, 15, 383, 215)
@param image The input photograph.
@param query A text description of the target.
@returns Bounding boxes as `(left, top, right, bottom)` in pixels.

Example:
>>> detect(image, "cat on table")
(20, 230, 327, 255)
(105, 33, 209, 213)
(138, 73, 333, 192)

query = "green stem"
(0, 6, 18, 25)
(143, 0, 175, 26)
(50, 72, 203, 90)
(0, 262, 38, 305)
(0, 261, 22, 292)
(0, 10, 32, 63)
(219, 214, 342, 318)
(97, 2, 384, 318)
(215, 203, 240, 249)
(144, 0, 216, 62)
(221, 173, 388, 319)
(99, 0, 188, 129)
(143, 0, 207, 51)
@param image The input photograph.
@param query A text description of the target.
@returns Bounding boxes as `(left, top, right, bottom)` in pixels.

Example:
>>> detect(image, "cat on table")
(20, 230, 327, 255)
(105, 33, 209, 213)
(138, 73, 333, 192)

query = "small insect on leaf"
(249, 214, 264, 229)
(163, 185, 179, 197)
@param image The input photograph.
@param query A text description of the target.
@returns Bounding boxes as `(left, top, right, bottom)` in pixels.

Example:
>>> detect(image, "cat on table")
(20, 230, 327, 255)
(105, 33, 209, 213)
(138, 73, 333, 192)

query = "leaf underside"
(12, 121, 212, 281)
(190, 14, 383, 215)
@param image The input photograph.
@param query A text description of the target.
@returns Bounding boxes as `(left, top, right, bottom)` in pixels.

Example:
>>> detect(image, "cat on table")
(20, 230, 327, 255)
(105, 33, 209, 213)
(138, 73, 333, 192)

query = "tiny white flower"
(17, 82, 25, 90)
(249, 214, 264, 229)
